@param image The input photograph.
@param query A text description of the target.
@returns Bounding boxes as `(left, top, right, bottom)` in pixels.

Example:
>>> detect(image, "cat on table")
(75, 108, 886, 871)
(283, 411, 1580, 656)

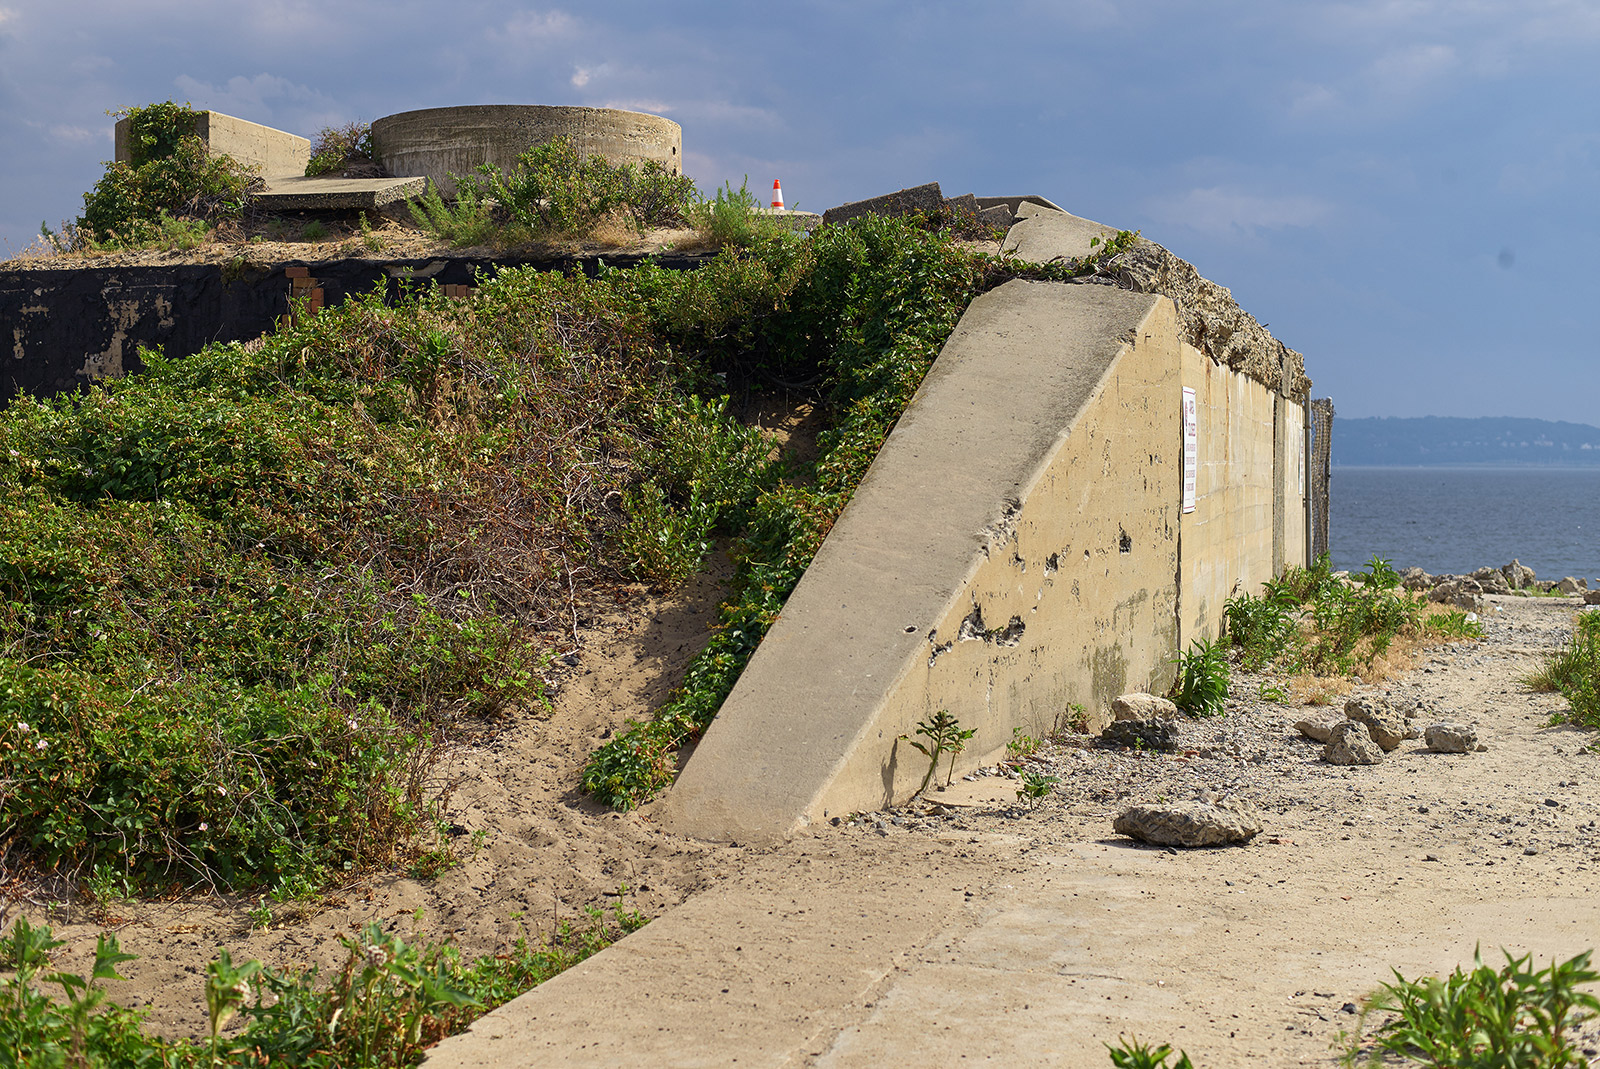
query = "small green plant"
(1107, 1035, 1195, 1068)
(1016, 770, 1057, 809)
(246, 898, 273, 931)
(1257, 680, 1290, 703)
(301, 219, 330, 242)
(1526, 610, 1600, 729)
(903, 710, 977, 796)
(1171, 637, 1229, 718)
(1358, 554, 1403, 590)
(1006, 725, 1043, 762)
(358, 211, 382, 251)
(1343, 947, 1599, 1068)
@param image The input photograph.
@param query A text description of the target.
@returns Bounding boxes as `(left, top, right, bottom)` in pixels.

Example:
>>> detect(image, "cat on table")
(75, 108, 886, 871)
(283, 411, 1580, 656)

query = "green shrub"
(77, 101, 259, 248)
(1107, 1037, 1194, 1069)
(1526, 609, 1600, 728)
(1171, 637, 1230, 717)
(0, 907, 644, 1067)
(305, 121, 373, 177)
(407, 181, 496, 247)
(1345, 948, 1599, 1068)
(1224, 588, 1297, 670)
(686, 178, 792, 248)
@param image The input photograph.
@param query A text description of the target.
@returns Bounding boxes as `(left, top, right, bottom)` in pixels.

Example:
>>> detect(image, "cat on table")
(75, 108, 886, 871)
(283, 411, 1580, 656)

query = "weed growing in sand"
(1526, 609, 1600, 729)
(1171, 637, 1229, 718)
(1341, 947, 1599, 1068)
(1016, 770, 1057, 809)
(0, 904, 646, 1066)
(1006, 726, 1043, 763)
(1106, 1036, 1195, 1068)
(904, 710, 976, 797)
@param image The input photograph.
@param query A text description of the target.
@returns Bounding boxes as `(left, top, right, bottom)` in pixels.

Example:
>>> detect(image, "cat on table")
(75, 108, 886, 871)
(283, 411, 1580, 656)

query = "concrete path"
(424, 822, 1600, 1067)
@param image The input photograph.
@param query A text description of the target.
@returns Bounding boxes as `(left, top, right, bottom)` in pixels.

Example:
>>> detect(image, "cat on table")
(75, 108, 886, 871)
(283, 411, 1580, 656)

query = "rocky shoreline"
(1401, 557, 1600, 608)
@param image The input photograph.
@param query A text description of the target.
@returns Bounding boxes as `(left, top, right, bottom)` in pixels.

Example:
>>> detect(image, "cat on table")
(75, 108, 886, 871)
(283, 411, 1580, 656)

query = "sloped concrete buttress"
(663, 281, 1184, 843)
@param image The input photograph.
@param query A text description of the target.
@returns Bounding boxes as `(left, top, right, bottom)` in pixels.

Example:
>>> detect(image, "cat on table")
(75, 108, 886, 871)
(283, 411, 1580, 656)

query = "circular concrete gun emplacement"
(370, 104, 682, 196)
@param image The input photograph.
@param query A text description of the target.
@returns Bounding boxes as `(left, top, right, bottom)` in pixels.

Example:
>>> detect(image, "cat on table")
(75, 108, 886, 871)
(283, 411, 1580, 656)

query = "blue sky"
(2, 1, 1597, 424)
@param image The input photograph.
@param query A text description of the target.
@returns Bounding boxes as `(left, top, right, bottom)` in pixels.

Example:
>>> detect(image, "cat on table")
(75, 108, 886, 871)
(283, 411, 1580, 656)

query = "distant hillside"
(1334, 416, 1600, 466)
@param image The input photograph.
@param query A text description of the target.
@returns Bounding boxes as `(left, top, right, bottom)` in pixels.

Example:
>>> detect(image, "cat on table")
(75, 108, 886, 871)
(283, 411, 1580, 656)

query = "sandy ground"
(27, 556, 754, 1036)
(28, 581, 1596, 1063)
(422, 591, 1600, 1068)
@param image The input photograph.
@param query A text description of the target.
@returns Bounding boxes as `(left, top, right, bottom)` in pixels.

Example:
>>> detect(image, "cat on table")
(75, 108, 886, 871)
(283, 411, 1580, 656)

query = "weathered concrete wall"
(0, 252, 714, 405)
(664, 282, 1187, 842)
(114, 110, 309, 176)
(371, 105, 682, 196)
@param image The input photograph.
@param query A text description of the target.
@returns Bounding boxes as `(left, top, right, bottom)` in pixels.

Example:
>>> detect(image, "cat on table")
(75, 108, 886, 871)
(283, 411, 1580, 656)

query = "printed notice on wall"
(1182, 387, 1198, 514)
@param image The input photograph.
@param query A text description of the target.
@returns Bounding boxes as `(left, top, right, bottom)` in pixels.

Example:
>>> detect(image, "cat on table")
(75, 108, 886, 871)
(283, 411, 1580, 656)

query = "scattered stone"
(1323, 720, 1384, 765)
(1344, 696, 1418, 752)
(1111, 692, 1180, 721)
(1524, 845, 1540, 856)
(1429, 580, 1483, 610)
(1502, 559, 1536, 590)
(1424, 722, 1482, 754)
(1294, 712, 1344, 744)
(822, 182, 944, 226)
(1470, 567, 1511, 595)
(1400, 566, 1432, 591)
(1112, 796, 1263, 847)
(943, 192, 980, 217)
(1585, 590, 1600, 605)
(1557, 577, 1588, 595)
(1101, 718, 1179, 752)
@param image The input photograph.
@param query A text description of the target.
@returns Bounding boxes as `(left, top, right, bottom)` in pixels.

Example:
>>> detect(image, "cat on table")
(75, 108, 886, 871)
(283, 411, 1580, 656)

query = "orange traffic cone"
(771, 180, 784, 210)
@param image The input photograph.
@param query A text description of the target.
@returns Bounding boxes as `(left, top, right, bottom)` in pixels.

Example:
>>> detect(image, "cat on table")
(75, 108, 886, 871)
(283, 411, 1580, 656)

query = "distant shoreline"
(1332, 463, 1600, 471)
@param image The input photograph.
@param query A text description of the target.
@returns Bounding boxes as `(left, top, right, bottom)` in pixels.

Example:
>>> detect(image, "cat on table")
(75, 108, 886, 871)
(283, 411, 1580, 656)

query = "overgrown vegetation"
(305, 121, 374, 177)
(410, 136, 699, 248)
(0, 904, 644, 1067)
(1342, 948, 1599, 1068)
(6, 197, 1137, 882)
(1224, 554, 1483, 682)
(1525, 609, 1600, 729)
(69, 100, 260, 250)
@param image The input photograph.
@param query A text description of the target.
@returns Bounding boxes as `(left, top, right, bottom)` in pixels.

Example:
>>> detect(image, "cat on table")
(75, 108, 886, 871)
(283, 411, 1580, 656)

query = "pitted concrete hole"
(903, 625, 917, 633)
(957, 605, 987, 642)
(994, 615, 1026, 647)
(1118, 527, 1132, 554)
(1044, 552, 1060, 577)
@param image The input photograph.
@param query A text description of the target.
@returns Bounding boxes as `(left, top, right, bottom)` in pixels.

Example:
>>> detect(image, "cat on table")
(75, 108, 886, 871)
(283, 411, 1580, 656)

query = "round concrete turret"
(370, 104, 682, 195)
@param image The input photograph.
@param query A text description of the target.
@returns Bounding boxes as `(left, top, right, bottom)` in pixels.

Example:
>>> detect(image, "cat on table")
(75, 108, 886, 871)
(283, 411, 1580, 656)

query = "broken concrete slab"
(975, 195, 1066, 214)
(756, 207, 823, 231)
(822, 182, 944, 226)
(1001, 205, 1121, 264)
(255, 175, 427, 212)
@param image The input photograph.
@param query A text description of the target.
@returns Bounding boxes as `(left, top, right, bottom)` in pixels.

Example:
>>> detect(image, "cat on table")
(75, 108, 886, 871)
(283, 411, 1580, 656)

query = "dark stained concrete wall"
(1, 252, 712, 406)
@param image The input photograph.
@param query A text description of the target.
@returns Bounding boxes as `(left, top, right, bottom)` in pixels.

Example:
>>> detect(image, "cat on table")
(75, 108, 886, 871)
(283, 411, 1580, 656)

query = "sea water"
(1329, 467, 1600, 582)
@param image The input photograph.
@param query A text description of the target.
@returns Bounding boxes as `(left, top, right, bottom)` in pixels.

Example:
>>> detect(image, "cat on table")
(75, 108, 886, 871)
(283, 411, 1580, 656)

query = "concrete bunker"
(664, 205, 1314, 842)
(370, 104, 682, 196)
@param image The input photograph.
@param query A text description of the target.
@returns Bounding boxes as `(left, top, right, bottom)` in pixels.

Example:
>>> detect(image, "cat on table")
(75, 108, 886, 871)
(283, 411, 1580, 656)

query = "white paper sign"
(1182, 387, 1198, 514)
